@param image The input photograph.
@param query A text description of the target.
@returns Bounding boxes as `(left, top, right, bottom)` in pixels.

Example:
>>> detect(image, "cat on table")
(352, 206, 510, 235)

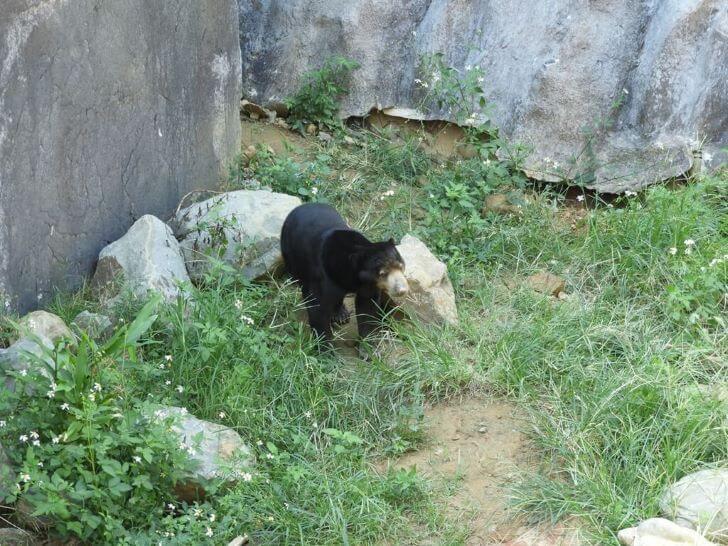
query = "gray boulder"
(0, 528, 37, 546)
(0, 0, 241, 313)
(173, 190, 301, 281)
(661, 469, 728, 543)
(148, 406, 255, 502)
(238, 0, 727, 191)
(394, 235, 458, 326)
(92, 215, 191, 303)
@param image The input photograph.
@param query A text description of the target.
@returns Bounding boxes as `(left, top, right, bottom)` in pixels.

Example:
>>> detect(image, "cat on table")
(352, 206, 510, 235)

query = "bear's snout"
(383, 269, 409, 298)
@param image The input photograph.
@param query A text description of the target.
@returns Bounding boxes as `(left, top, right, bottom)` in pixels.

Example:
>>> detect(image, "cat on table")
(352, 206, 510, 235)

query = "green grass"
(3, 124, 726, 544)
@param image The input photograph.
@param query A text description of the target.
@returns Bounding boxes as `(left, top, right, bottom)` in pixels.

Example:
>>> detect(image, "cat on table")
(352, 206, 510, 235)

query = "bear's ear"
(387, 237, 395, 246)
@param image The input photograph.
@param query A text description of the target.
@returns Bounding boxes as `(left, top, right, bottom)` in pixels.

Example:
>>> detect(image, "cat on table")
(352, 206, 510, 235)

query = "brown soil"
(382, 398, 583, 545)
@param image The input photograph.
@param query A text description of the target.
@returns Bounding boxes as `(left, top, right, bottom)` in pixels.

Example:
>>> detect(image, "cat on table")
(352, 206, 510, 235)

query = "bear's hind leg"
(303, 282, 334, 341)
(331, 300, 350, 327)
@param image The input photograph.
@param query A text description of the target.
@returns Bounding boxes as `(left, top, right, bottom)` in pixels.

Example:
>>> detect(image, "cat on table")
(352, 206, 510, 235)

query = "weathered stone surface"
(13, 311, 73, 345)
(173, 190, 301, 281)
(0, 336, 55, 392)
(149, 406, 254, 502)
(0, 0, 242, 313)
(0, 528, 37, 546)
(661, 469, 728, 543)
(71, 311, 114, 341)
(527, 272, 566, 297)
(394, 235, 457, 326)
(238, 0, 727, 191)
(92, 215, 191, 303)
(0, 442, 15, 501)
(618, 518, 715, 546)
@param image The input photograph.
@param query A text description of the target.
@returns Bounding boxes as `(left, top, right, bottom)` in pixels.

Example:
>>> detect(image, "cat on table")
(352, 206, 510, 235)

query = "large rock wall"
(239, 0, 727, 192)
(0, 0, 242, 312)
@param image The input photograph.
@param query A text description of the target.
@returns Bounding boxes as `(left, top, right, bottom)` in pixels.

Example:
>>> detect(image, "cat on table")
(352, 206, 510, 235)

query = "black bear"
(280, 203, 409, 342)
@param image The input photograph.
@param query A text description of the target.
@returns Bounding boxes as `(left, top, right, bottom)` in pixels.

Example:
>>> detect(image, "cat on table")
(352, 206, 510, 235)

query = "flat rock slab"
(394, 234, 458, 326)
(92, 215, 191, 303)
(661, 469, 728, 543)
(618, 518, 715, 546)
(173, 190, 301, 281)
(13, 311, 73, 345)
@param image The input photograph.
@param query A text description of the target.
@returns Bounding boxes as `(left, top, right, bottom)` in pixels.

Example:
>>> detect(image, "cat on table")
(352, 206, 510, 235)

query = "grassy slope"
(6, 124, 727, 544)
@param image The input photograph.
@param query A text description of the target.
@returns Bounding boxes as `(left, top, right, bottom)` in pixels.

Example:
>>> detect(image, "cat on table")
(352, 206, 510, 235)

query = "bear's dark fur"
(280, 203, 408, 342)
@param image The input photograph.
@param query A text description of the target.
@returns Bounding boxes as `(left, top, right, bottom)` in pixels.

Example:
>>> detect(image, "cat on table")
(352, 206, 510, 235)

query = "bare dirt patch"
(381, 398, 583, 545)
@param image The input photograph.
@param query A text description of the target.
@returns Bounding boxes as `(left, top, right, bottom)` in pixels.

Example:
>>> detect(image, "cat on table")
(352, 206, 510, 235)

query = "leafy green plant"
(286, 56, 360, 131)
(0, 297, 191, 543)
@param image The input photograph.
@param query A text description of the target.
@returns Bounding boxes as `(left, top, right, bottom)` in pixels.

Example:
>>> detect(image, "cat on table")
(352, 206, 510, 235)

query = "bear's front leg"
(304, 282, 340, 341)
(355, 287, 384, 342)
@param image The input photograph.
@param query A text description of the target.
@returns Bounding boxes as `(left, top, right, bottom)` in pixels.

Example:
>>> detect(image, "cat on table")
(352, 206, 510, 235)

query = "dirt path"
(382, 398, 583, 546)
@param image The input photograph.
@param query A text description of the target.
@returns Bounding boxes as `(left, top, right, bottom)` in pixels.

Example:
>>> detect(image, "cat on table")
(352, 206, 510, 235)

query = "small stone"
(660, 469, 728, 543)
(415, 175, 428, 187)
(618, 518, 715, 546)
(263, 99, 289, 118)
(557, 291, 569, 300)
(275, 118, 290, 130)
(343, 135, 356, 145)
(483, 193, 522, 215)
(394, 234, 458, 325)
(306, 123, 318, 136)
(14, 311, 73, 345)
(243, 145, 257, 161)
(478, 426, 487, 433)
(228, 535, 249, 546)
(249, 112, 260, 120)
(318, 131, 333, 144)
(527, 271, 566, 297)
(240, 99, 268, 119)
(71, 311, 114, 340)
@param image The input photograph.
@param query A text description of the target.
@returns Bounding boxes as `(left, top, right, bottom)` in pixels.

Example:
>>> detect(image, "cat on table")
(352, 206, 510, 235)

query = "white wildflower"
(465, 64, 472, 71)
(241, 315, 254, 325)
(52, 436, 60, 444)
(685, 247, 693, 255)
(668, 247, 678, 256)
(477, 76, 485, 83)
(93, 383, 102, 392)
(167, 503, 175, 510)
(218, 412, 226, 419)
(37, 462, 43, 468)
(242, 472, 253, 482)
(60, 403, 70, 411)
(19, 369, 27, 377)
(20, 473, 31, 483)
(304, 411, 312, 418)
(133, 455, 142, 464)
(256, 440, 263, 446)
(209, 513, 216, 523)
(193, 508, 203, 518)
(311, 187, 319, 195)
(684, 239, 696, 247)
(19, 435, 28, 443)
(30, 431, 39, 440)
(266, 453, 274, 460)
(0, 421, 5, 428)
(88, 393, 95, 402)
(165, 380, 171, 386)
(576, 195, 585, 202)
(32, 440, 40, 447)
(176, 385, 184, 394)
(164, 354, 173, 362)
(624, 190, 637, 197)
(206, 527, 213, 538)
(46, 390, 56, 399)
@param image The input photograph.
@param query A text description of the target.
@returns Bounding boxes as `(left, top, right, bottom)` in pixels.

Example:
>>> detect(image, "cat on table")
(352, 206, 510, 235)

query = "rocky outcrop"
(238, 0, 727, 192)
(0, 0, 242, 313)
(148, 406, 255, 502)
(394, 234, 458, 326)
(661, 469, 728, 543)
(92, 215, 191, 303)
(71, 311, 114, 341)
(173, 190, 301, 281)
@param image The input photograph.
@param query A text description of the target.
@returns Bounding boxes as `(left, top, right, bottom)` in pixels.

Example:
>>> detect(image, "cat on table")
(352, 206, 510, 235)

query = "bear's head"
(357, 238, 409, 298)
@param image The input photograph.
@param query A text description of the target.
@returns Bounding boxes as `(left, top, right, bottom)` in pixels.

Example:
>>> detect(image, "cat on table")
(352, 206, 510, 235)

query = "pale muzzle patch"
(378, 268, 409, 298)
